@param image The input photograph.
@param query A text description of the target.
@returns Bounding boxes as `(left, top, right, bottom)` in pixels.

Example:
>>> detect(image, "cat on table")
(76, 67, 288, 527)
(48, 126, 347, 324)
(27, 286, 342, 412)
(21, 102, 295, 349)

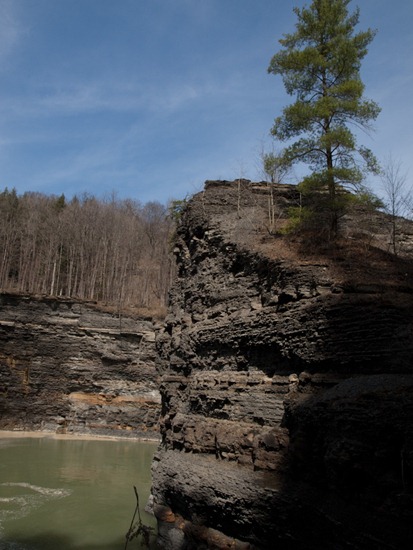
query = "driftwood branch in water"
(124, 486, 154, 549)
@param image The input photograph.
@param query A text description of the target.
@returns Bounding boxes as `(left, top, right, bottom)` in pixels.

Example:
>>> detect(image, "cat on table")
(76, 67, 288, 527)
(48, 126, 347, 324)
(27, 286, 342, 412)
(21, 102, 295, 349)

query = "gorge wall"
(151, 180, 413, 549)
(0, 293, 160, 438)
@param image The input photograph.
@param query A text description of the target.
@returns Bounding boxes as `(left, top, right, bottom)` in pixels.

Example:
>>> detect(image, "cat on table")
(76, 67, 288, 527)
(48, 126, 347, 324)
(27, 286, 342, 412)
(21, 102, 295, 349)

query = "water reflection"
(0, 435, 158, 550)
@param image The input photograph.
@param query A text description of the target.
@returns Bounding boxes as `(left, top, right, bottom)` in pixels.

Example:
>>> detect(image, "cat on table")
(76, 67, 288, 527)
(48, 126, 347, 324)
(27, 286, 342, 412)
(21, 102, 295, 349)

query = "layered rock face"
(0, 293, 160, 438)
(152, 181, 413, 549)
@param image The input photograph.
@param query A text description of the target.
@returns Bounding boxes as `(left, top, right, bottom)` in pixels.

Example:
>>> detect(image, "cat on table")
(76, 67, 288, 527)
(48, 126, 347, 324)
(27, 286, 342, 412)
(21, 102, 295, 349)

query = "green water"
(0, 435, 158, 550)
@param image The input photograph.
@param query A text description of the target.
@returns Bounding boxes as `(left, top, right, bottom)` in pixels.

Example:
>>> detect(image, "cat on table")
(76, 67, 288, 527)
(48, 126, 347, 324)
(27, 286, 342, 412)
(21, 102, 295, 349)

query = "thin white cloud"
(0, 68, 255, 121)
(2, 0, 411, 206)
(0, 0, 23, 64)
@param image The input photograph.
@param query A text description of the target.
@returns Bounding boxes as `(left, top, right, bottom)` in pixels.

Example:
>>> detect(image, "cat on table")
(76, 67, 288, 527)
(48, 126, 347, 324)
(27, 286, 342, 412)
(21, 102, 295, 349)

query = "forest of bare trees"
(0, 188, 174, 314)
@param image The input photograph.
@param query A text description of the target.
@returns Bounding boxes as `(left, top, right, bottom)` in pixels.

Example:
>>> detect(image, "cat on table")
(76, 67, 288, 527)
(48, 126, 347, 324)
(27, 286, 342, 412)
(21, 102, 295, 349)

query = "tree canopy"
(0, 188, 173, 313)
(268, 0, 380, 235)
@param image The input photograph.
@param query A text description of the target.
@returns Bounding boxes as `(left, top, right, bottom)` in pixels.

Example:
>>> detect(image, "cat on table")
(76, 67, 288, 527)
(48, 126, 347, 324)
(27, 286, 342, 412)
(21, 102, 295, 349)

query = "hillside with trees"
(0, 188, 174, 315)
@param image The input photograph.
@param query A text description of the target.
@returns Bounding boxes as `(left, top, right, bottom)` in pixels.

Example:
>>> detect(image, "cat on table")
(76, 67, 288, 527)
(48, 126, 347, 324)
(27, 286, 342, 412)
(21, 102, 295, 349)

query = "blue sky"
(0, 0, 412, 204)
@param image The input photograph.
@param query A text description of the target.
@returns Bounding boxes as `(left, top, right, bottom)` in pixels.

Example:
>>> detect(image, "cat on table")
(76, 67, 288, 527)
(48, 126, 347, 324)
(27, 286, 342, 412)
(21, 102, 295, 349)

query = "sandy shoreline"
(0, 429, 160, 443)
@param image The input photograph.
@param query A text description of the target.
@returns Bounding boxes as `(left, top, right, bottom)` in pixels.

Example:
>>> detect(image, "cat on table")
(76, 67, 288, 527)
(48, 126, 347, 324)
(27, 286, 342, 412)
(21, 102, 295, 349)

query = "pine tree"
(268, 0, 380, 235)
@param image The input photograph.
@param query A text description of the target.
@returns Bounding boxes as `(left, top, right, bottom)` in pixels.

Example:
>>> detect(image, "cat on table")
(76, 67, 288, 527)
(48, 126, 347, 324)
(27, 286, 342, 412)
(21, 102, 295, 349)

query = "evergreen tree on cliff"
(268, 0, 381, 235)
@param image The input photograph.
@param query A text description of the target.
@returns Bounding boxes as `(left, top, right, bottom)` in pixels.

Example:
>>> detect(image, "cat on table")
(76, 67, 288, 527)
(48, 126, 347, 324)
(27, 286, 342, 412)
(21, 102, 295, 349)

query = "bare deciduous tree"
(0, 189, 174, 314)
(258, 145, 292, 234)
(381, 155, 412, 255)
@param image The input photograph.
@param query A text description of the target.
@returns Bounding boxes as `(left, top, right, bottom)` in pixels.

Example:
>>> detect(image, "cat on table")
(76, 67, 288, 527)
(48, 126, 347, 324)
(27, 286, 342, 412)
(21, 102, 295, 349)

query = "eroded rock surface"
(0, 293, 160, 438)
(151, 180, 413, 549)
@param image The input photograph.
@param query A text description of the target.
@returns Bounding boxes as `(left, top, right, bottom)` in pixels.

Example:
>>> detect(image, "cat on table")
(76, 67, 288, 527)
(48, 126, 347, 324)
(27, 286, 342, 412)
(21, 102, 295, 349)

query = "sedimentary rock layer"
(0, 293, 160, 438)
(151, 180, 413, 549)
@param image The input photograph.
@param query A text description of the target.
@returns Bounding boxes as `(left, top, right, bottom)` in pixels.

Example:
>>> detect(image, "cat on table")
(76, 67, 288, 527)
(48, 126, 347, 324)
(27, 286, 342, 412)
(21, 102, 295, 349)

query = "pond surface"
(0, 433, 158, 550)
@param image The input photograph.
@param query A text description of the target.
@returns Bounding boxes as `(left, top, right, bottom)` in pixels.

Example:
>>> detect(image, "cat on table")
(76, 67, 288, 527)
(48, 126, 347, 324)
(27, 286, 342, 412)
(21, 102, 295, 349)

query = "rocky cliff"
(0, 293, 160, 438)
(151, 180, 413, 549)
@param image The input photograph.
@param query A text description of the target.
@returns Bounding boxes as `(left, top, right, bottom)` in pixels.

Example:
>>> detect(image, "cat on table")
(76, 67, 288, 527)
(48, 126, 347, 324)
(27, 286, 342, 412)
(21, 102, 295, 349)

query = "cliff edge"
(151, 180, 413, 549)
(0, 293, 161, 438)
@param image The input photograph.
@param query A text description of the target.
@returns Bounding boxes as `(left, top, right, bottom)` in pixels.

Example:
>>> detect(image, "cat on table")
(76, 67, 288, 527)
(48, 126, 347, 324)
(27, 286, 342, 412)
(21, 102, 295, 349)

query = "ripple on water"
(0, 482, 72, 542)
(0, 542, 30, 549)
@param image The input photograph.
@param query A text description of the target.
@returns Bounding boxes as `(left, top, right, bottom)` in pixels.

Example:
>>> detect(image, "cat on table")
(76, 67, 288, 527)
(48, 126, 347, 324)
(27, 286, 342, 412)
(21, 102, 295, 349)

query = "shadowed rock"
(151, 180, 413, 549)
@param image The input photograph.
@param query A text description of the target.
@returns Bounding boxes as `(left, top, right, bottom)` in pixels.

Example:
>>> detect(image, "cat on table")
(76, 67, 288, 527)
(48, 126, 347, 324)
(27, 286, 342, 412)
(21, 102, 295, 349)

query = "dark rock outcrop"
(151, 180, 413, 549)
(0, 293, 160, 438)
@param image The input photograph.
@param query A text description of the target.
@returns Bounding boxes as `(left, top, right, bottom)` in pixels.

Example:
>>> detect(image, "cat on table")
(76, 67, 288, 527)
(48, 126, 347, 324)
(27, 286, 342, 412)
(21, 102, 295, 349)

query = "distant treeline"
(0, 187, 174, 313)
